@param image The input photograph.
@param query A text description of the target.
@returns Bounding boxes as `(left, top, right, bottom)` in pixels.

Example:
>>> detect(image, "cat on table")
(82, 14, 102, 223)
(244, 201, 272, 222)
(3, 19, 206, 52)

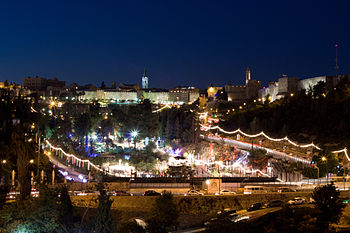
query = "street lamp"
(130, 130, 139, 148)
(321, 156, 328, 183)
(206, 179, 210, 194)
(131, 130, 138, 138)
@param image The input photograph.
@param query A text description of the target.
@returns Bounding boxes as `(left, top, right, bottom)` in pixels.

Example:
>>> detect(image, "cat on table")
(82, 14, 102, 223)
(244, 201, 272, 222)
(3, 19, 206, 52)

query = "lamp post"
(130, 130, 138, 148)
(315, 164, 319, 184)
(321, 156, 327, 184)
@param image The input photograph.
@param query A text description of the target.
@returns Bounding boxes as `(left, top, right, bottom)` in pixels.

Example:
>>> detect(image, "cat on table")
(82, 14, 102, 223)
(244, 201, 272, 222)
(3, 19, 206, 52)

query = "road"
(48, 154, 87, 182)
(173, 207, 281, 233)
(203, 135, 310, 164)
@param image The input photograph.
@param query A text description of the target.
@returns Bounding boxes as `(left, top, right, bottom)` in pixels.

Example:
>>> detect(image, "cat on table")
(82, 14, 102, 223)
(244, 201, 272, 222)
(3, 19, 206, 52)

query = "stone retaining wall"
(71, 192, 318, 214)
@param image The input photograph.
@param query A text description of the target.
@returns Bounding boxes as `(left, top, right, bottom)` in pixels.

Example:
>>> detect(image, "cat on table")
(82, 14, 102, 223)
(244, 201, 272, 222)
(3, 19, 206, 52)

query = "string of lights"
(152, 104, 171, 113)
(194, 157, 271, 177)
(45, 140, 115, 175)
(200, 124, 349, 161)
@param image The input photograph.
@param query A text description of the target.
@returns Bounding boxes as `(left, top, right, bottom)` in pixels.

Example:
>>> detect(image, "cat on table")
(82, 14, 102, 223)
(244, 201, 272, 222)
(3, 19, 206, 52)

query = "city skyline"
(0, 1, 349, 88)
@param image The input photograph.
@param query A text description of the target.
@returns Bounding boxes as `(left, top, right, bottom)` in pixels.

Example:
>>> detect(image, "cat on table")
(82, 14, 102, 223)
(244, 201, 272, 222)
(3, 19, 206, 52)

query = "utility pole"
(335, 44, 339, 76)
(37, 136, 41, 182)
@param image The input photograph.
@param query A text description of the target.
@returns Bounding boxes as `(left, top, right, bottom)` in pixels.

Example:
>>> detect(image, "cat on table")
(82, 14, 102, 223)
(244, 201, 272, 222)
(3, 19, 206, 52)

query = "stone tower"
(246, 67, 251, 85)
(141, 69, 148, 89)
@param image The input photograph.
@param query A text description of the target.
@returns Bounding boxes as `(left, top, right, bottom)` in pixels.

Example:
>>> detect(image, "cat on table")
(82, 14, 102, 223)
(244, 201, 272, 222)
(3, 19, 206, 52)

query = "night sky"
(0, 0, 349, 89)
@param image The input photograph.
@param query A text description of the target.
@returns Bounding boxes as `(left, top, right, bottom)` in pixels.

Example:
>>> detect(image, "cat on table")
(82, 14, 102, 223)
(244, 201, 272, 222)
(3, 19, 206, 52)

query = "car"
(244, 186, 268, 194)
(247, 203, 263, 211)
(277, 187, 296, 193)
(143, 190, 161, 196)
(217, 208, 237, 216)
(216, 190, 236, 195)
(108, 190, 132, 196)
(204, 213, 248, 227)
(184, 190, 204, 196)
(6, 191, 19, 200)
(266, 200, 284, 208)
(75, 191, 87, 196)
(288, 197, 306, 205)
(230, 214, 249, 223)
(31, 188, 39, 198)
(204, 217, 218, 227)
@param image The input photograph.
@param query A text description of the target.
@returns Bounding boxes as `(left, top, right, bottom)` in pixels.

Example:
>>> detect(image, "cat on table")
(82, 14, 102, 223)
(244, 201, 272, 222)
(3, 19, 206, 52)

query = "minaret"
(141, 69, 148, 89)
(246, 67, 251, 85)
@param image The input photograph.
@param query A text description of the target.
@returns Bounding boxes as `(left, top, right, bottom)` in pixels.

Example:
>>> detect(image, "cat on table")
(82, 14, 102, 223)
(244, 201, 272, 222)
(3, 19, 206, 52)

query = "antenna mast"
(335, 43, 339, 76)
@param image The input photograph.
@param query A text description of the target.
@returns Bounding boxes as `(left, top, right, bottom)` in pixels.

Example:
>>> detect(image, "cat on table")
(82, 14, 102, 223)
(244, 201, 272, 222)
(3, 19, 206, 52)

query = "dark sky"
(0, 0, 349, 89)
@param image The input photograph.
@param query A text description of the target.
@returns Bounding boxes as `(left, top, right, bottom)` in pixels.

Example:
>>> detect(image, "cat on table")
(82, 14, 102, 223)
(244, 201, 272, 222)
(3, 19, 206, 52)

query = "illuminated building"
(207, 84, 223, 101)
(260, 74, 350, 102)
(141, 69, 149, 89)
(225, 67, 261, 104)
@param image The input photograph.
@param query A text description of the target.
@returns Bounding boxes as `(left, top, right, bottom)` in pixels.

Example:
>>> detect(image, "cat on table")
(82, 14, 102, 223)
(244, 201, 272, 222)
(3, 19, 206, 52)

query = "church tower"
(141, 69, 148, 89)
(246, 67, 251, 85)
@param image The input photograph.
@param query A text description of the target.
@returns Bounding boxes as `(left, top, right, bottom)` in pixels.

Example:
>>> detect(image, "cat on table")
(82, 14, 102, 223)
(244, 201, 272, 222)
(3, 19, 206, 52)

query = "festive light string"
(200, 124, 320, 149)
(200, 124, 349, 161)
(193, 158, 271, 177)
(45, 140, 116, 176)
(152, 104, 171, 113)
(30, 106, 38, 113)
(332, 148, 350, 161)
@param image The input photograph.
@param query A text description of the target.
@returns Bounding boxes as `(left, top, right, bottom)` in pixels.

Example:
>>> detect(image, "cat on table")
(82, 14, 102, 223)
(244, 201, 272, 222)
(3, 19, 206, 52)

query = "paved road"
(173, 207, 281, 233)
(48, 154, 87, 182)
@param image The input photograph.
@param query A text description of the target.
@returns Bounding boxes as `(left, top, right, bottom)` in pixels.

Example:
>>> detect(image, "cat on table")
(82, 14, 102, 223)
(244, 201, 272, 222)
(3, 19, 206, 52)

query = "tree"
(215, 89, 227, 101)
(312, 81, 326, 99)
(12, 130, 34, 201)
(74, 113, 92, 147)
(57, 185, 76, 231)
(0, 185, 63, 233)
(248, 149, 269, 170)
(312, 182, 345, 232)
(166, 166, 193, 178)
(93, 182, 116, 233)
(147, 191, 179, 233)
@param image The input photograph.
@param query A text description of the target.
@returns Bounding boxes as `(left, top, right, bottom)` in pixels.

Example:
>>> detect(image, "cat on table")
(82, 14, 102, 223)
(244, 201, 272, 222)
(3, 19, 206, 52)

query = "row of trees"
(159, 105, 199, 146)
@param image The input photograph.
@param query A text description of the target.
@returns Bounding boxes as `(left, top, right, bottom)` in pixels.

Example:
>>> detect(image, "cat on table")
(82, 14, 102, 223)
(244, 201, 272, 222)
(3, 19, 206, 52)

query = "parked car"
(247, 203, 263, 211)
(75, 191, 87, 196)
(267, 200, 284, 208)
(216, 190, 236, 195)
(144, 190, 161, 196)
(31, 188, 39, 198)
(184, 190, 204, 196)
(288, 197, 306, 205)
(277, 187, 296, 193)
(108, 190, 132, 196)
(6, 191, 19, 200)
